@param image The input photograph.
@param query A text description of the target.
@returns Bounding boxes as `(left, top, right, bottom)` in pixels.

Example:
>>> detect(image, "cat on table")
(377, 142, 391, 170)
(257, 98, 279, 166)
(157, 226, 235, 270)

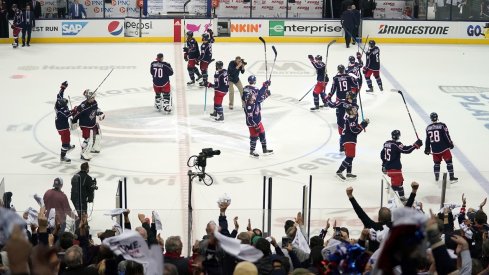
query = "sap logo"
(62, 22, 88, 35)
(108, 21, 123, 36)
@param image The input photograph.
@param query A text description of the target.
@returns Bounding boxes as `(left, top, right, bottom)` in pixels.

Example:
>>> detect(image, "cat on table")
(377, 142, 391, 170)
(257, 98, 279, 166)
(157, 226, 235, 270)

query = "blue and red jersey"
(150, 60, 173, 86)
(381, 140, 417, 170)
(310, 60, 326, 82)
(199, 42, 212, 62)
(244, 84, 270, 127)
(211, 69, 229, 93)
(185, 38, 200, 59)
(365, 46, 380, 71)
(72, 100, 99, 128)
(329, 73, 358, 100)
(55, 88, 72, 131)
(425, 122, 454, 154)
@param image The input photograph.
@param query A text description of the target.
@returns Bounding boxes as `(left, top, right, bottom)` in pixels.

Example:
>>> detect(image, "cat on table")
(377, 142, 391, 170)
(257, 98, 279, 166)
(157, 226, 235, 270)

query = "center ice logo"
(62, 22, 88, 36)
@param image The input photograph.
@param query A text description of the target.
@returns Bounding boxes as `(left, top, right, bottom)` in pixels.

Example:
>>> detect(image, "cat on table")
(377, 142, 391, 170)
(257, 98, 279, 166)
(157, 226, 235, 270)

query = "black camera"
(87, 178, 98, 203)
(241, 59, 247, 66)
(281, 237, 291, 248)
(200, 148, 221, 158)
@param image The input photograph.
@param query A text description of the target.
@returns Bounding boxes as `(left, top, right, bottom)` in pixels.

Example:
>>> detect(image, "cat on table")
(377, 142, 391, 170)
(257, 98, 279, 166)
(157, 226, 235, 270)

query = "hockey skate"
(214, 114, 224, 122)
(187, 80, 196, 85)
(310, 105, 320, 111)
(91, 135, 101, 154)
(379, 86, 384, 91)
(81, 139, 93, 160)
(262, 148, 274, 156)
(250, 150, 259, 158)
(155, 99, 162, 111)
(81, 153, 92, 161)
(210, 111, 217, 117)
(12, 42, 18, 48)
(366, 87, 374, 93)
(60, 156, 71, 163)
(336, 172, 346, 181)
(195, 74, 203, 81)
(199, 81, 207, 87)
(346, 173, 357, 180)
(449, 177, 459, 184)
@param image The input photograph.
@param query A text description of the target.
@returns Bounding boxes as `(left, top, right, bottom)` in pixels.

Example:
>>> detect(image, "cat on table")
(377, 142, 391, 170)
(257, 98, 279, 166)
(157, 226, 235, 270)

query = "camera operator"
(227, 56, 246, 110)
(70, 162, 97, 219)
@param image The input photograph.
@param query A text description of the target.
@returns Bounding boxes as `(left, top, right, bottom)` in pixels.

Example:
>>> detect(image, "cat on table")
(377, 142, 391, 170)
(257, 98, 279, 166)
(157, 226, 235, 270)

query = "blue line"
(381, 66, 489, 194)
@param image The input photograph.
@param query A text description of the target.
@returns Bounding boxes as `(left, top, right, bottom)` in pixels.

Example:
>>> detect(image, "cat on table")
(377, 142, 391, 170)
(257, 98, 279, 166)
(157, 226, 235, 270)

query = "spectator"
(62, 245, 97, 275)
(351, 4, 361, 39)
(435, 0, 448, 19)
(164, 236, 190, 275)
(0, 1, 8, 38)
(30, 0, 40, 18)
(43, 177, 76, 233)
(125, 260, 144, 275)
(21, 3, 34, 47)
(227, 56, 246, 110)
(69, 0, 86, 19)
(57, 0, 67, 18)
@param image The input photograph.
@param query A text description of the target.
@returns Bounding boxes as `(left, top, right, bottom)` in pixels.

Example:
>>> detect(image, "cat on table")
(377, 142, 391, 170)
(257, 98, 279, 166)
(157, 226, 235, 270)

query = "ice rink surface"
(1, 41, 488, 247)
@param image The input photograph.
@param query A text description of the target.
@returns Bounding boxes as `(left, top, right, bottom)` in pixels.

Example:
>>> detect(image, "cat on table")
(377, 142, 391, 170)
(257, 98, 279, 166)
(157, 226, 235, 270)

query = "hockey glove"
(449, 143, 454, 149)
(324, 74, 329, 82)
(70, 119, 78, 131)
(382, 166, 387, 174)
(206, 82, 213, 88)
(265, 89, 271, 97)
(184, 53, 188, 62)
(308, 54, 314, 60)
(263, 80, 271, 87)
(360, 118, 370, 128)
(183, 47, 189, 53)
(356, 52, 362, 60)
(61, 81, 68, 89)
(424, 149, 430, 155)
(414, 139, 423, 148)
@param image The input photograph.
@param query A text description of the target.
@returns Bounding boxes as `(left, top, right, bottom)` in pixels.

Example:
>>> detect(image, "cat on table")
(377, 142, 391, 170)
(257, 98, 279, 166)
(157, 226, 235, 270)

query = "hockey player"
(424, 112, 458, 183)
(11, 4, 22, 48)
(198, 33, 213, 87)
(328, 65, 359, 152)
(380, 130, 422, 201)
(327, 91, 358, 152)
(55, 81, 75, 163)
(72, 90, 104, 161)
(336, 105, 369, 180)
(363, 40, 383, 93)
(150, 53, 174, 113)
(307, 54, 329, 111)
(183, 31, 202, 85)
(244, 76, 273, 158)
(346, 52, 363, 91)
(208, 61, 229, 122)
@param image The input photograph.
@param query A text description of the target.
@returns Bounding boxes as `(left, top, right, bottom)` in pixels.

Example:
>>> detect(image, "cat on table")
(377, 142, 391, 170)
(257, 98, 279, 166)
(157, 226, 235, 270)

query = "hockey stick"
(68, 95, 82, 147)
(268, 46, 277, 81)
(204, 85, 208, 112)
(357, 90, 365, 121)
(325, 40, 336, 75)
(91, 68, 114, 98)
(259, 37, 268, 79)
(183, 0, 191, 37)
(359, 35, 369, 58)
(391, 89, 419, 139)
(298, 85, 314, 102)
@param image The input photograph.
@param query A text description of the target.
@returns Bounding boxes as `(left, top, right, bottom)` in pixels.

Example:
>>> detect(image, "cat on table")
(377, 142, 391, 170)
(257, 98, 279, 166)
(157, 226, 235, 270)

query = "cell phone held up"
(281, 237, 291, 248)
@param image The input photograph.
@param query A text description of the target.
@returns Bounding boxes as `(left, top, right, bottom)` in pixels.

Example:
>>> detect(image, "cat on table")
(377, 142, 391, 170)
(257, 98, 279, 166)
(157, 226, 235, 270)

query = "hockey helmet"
(345, 91, 355, 101)
(430, 112, 438, 122)
(157, 53, 163, 60)
(368, 40, 376, 48)
(84, 89, 95, 100)
(391, 130, 401, 141)
(216, 60, 223, 70)
(315, 55, 322, 61)
(186, 31, 193, 37)
(248, 75, 256, 85)
(337, 64, 345, 73)
(348, 56, 355, 63)
(57, 98, 68, 107)
(202, 33, 210, 42)
(345, 104, 357, 117)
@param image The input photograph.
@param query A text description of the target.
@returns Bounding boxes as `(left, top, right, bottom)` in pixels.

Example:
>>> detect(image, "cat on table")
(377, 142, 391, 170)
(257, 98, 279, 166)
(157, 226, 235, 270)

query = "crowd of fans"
(1, 177, 489, 275)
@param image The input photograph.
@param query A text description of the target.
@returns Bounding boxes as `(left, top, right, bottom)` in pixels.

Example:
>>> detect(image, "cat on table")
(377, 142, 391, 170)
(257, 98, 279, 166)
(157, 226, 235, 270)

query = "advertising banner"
(164, 0, 207, 14)
(269, 20, 342, 37)
(11, 19, 124, 37)
(373, 0, 410, 19)
(39, 0, 58, 18)
(124, 18, 172, 37)
(215, 0, 322, 18)
(229, 19, 268, 37)
(183, 19, 217, 37)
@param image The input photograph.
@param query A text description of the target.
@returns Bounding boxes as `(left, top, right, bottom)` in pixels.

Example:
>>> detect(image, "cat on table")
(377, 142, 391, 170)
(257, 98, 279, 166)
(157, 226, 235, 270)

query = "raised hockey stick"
(358, 90, 365, 121)
(298, 85, 314, 102)
(359, 35, 369, 58)
(391, 89, 420, 139)
(324, 40, 336, 75)
(183, 0, 191, 37)
(91, 68, 114, 98)
(268, 46, 277, 82)
(259, 37, 268, 79)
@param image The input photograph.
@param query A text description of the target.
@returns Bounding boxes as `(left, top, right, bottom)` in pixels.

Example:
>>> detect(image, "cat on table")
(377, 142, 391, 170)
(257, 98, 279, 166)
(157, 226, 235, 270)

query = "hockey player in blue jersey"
(198, 33, 213, 87)
(183, 31, 202, 85)
(364, 40, 383, 93)
(336, 105, 369, 180)
(11, 4, 22, 48)
(55, 81, 75, 163)
(243, 76, 273, 158)
(208, 61, 229, 122)
(347, 53, 363, 91)
(150, 53, 174, 113)
(328, 65, 359, 152)
(424, 112, 458, 183)
(381, 130, 422, 200)
(307, 54, 329, 111)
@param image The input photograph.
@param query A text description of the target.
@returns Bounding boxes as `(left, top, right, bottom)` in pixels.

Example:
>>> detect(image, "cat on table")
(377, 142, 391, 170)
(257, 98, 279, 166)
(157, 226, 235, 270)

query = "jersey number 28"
(428, 130, 440, 143)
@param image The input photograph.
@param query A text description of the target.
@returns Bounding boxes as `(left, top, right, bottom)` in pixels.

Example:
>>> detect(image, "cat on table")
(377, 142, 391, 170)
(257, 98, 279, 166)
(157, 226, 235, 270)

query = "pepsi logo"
(108, 21, 123, 36)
